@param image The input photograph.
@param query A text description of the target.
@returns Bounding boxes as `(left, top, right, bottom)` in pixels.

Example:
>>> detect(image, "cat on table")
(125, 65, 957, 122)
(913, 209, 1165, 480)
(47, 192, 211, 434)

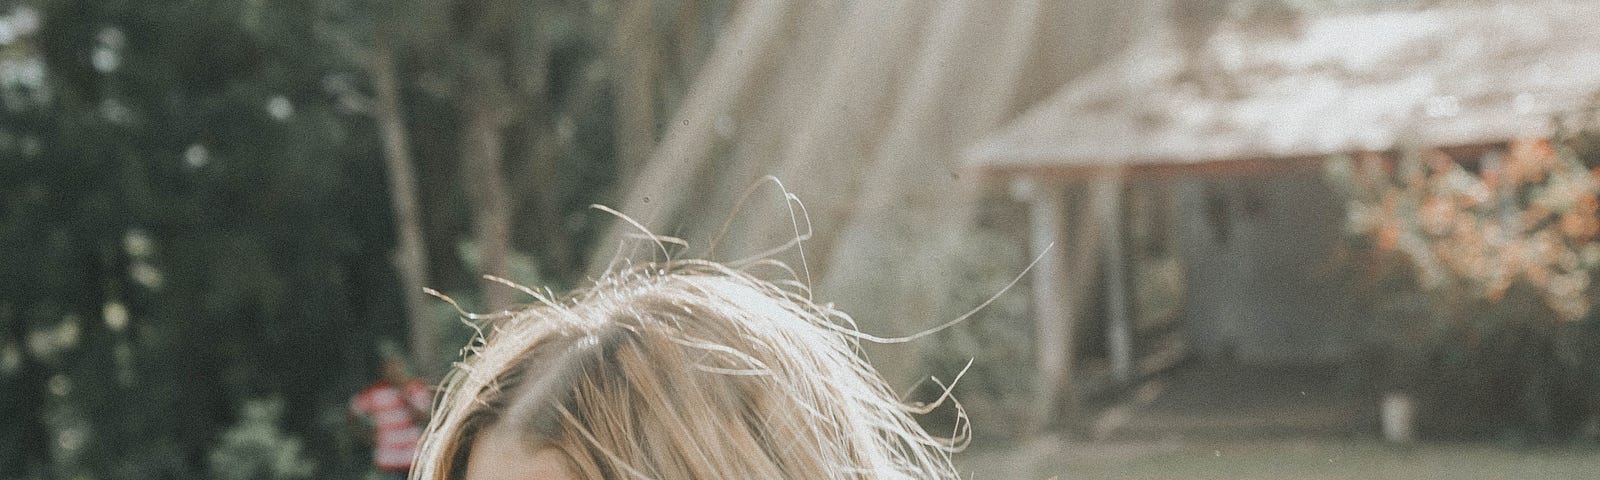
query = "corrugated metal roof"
(966, 1, 1600, 177)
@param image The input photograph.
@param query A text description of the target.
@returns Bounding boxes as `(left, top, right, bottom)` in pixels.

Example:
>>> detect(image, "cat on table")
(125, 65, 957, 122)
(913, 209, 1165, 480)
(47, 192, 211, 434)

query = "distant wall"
(1174, 168, 1358, 365)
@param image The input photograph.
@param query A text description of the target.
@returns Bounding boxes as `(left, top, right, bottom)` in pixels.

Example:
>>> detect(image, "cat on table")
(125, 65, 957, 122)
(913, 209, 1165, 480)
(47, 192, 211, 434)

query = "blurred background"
(5, 0, 1600, 478)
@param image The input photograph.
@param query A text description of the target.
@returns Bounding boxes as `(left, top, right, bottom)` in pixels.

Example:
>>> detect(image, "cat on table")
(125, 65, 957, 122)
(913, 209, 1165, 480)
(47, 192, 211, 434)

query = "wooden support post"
(1014, 178, 1073, 431)
(1096, 174, 1135, 386)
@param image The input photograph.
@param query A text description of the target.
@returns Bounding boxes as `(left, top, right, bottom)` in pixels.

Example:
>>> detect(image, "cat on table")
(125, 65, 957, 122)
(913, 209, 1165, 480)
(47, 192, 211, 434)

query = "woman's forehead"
(462, 424, 580, 480)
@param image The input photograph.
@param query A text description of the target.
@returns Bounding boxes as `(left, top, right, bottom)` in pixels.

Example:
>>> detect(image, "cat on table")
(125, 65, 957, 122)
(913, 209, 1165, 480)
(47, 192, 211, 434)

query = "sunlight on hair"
(413, 193, 1048, 479)
(417, 261, 968, 479)
(412, 208, 1049, 476)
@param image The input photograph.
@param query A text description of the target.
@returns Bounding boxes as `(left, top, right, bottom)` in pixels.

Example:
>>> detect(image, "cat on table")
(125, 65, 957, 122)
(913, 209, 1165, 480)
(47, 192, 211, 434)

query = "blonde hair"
(413, 260, 964, 479)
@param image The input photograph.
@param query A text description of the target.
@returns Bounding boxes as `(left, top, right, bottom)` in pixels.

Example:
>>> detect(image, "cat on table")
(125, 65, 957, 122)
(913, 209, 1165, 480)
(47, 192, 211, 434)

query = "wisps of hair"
(414, 189, 993, 479)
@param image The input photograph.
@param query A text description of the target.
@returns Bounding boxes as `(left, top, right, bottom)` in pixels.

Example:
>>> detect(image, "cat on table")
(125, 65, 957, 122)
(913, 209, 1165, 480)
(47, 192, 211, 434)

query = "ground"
(951, 364, 1600, 479)
(955, 437, 1600, 479)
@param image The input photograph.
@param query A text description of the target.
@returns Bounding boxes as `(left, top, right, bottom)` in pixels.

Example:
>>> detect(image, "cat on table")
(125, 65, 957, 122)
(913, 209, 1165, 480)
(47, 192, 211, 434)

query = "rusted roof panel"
(967, 1, 1600, 178)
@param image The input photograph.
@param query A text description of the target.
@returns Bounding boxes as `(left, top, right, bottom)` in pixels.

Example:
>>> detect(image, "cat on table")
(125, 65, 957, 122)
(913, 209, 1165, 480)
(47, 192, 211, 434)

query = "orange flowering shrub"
(1331, 139, 1600, 321)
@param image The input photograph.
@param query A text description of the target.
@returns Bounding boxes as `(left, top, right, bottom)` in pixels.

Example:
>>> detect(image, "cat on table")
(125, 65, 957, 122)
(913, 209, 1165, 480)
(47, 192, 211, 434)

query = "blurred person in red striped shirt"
(350, 348, 432, 480)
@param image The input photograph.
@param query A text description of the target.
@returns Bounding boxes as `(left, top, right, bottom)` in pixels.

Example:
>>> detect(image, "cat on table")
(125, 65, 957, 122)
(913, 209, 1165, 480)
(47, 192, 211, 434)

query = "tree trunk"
(459, 76, 515, 312)
(522, 123, 570, 280)
(369, 33, 437, 377)
(612, 0, 658, 176)
(507, 10, 572, 282)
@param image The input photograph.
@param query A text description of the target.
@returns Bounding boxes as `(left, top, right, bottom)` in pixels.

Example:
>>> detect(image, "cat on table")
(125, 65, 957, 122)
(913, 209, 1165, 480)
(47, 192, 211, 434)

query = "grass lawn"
(955, 437, 1600, 480)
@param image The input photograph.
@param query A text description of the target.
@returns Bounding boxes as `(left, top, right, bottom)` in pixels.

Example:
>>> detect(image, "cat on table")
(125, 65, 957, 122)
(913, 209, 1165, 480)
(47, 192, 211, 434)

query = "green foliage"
(919, 220, 1036, 437)
(0, 0, 684, 476)
(0, 0, 411, 475)
(207, 398, 316, 480)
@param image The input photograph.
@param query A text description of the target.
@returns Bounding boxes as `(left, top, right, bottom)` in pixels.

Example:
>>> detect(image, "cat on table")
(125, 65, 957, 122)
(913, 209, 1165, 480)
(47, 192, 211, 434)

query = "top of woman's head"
(414, 259, 962, 480)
